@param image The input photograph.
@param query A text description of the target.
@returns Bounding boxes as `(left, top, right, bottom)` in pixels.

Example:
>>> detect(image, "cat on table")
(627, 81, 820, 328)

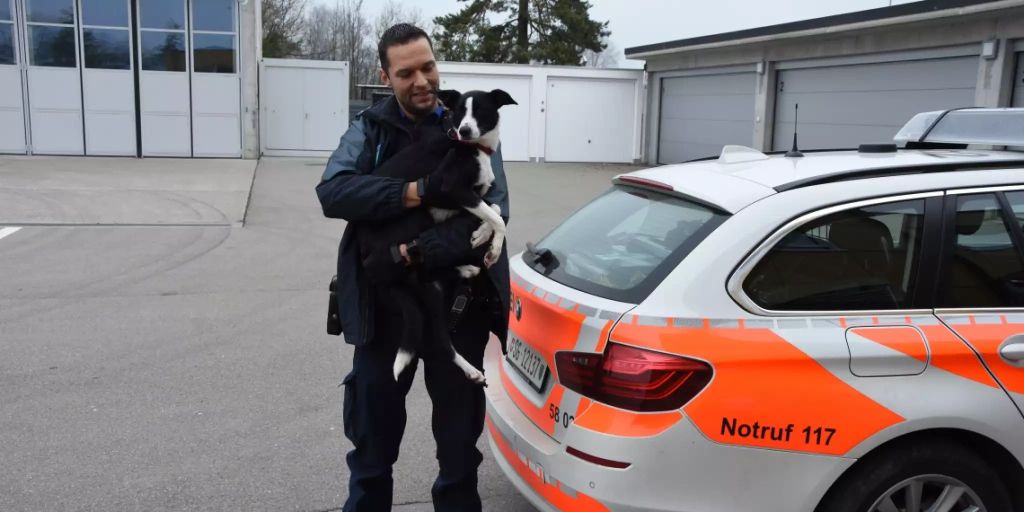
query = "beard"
(399, 86, 438, 117)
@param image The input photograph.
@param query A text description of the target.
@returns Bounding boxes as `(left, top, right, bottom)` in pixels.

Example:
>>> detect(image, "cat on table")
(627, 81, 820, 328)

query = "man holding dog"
(315, 23, 511, 512)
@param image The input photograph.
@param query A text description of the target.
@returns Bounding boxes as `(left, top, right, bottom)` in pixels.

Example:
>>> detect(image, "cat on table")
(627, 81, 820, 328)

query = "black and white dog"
(357, 89, 516, 384)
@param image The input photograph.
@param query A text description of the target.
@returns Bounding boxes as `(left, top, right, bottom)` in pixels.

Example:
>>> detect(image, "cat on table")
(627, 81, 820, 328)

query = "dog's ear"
(437, 89, 462, 109)
(489, 89, 517, 108)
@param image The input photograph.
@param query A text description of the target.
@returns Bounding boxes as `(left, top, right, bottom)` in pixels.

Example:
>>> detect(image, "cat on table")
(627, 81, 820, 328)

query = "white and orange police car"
(484, 108, 1024, 512)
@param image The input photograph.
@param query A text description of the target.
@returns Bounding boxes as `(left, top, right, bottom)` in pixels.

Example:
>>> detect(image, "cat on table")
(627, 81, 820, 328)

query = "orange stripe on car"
(592, 320, 614, 354)
(611, 321, 904, 456)
(941, 321, 1024, 394)
(505, 280, 588, 436)
(574, 402, 683, 438)
(850, 326, 929, 363)
(500, 362, 565, 435)
(487, 418, 611, 512)
(915, 324, 1001, 390)
(575, 397, 593, 418)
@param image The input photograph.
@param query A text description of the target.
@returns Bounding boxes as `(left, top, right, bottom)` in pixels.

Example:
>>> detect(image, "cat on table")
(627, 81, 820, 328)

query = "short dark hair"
(378, 23, 432, 74)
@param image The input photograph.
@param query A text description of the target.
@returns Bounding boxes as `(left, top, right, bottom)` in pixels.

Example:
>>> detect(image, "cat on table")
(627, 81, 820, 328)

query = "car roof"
(622, 149, 1024, 214)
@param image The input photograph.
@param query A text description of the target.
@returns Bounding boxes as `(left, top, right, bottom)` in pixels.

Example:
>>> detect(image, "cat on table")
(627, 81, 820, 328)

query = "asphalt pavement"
(0, 155, 636, 511)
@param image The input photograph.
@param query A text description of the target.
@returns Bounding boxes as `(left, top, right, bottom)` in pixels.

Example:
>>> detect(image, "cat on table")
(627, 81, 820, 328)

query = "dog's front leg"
(470, 204, 502, 248)
(465, 202, 505, 267)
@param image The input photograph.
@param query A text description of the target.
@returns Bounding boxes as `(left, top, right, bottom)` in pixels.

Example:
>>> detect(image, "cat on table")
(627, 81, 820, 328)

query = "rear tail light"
(555, 343, 712, 412)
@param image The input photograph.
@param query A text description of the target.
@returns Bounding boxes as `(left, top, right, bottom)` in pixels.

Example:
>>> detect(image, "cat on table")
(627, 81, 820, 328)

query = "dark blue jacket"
(316, 96, 510, 348)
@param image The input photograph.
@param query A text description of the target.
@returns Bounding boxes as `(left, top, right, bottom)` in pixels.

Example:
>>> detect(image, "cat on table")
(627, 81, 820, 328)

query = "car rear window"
(526, 185, 727, 303)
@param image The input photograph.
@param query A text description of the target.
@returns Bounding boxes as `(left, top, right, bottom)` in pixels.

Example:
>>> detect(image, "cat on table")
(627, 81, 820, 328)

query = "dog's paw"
(465, 368, 487, 386)
(485, 242, 502, 267)
(457, 265, 480, 279)
(454, 352, 487, 385)
(471, 223, 493, 248)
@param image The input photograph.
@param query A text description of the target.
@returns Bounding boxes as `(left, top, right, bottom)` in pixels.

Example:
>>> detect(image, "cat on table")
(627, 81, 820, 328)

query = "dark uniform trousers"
(341, 277, 493, 512)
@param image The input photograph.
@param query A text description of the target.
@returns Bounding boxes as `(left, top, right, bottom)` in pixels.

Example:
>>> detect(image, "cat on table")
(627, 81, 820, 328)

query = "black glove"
(361, 244, 409, 284)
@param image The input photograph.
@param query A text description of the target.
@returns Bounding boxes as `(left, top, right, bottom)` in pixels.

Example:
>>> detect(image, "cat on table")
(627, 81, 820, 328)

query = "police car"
(484, 108, 1024, 512)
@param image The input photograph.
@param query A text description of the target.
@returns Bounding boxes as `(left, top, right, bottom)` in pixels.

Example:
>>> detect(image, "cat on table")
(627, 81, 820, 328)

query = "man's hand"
(403, 182, 421, 208)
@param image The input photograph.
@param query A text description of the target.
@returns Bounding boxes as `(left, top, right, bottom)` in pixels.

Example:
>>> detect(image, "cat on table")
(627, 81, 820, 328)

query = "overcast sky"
(310, 0, 923, 68)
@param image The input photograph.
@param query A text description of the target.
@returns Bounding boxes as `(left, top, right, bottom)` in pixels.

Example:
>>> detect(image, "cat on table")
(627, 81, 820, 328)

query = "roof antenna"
(785, 103, 804, 158)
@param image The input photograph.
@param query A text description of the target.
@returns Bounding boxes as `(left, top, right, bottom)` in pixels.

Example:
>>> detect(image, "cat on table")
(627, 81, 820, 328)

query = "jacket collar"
(362, 95, 444, 132)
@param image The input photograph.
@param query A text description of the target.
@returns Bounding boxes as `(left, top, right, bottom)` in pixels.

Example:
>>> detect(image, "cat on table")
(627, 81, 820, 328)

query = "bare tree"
(262, 0, 306, 57)
(374, 0, 431, 42)
(301, 0, 376, 94)
(582, 37, 620, 68)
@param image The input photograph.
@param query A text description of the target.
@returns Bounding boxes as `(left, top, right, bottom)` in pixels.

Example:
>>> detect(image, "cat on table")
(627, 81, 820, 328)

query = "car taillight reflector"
(566, 446, 631, 469)
(555, 343, 712, 412)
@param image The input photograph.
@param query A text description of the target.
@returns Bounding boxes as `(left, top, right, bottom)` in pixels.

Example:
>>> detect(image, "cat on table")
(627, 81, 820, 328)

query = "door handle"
(999, 335, 1024, 362)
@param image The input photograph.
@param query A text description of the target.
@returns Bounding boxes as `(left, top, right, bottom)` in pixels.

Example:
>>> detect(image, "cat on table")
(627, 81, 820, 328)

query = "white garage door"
(190, 0, 241, 157)
(0, 0, 26, 154)
(80, 0, 137, 156)
(137, 0, 191, 156)
(657, 72, 757, 164)
(25, 0, 85, 155)
(545, 77, 637, 163)
(263, 61, 348, 152)
(440, 73, 530, 162)
(773, 56, 978, 151)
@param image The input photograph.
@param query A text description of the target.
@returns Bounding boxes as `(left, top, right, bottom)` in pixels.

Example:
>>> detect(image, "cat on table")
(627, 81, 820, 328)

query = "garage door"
(773, 57, 978, 151)
(263, 62, 348, 152)
(440, 73, 530, 161)
(25, 0, 85, 155)
(657, 72, 756, 164)
(0, 0, 26, 154)
(545, 77, 637, 163)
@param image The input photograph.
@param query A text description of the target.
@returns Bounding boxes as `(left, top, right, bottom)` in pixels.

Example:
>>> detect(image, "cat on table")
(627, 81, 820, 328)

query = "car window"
(744, 199, 925, 311)
(1004, 191, 1024, 232)
(530, 186, 727, 303)
(939, 193, 1024, 308)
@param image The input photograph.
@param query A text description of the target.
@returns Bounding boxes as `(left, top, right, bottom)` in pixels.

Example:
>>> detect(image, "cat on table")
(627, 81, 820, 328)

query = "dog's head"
(438, 89, 517, 142)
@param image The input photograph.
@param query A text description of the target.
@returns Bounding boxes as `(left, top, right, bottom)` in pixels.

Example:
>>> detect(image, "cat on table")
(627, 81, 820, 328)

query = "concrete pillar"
(752, 61, 776, 152)
(239, 0, 261, 159)
(975, 39, 1016, 108)
(644, 73, 661, 165)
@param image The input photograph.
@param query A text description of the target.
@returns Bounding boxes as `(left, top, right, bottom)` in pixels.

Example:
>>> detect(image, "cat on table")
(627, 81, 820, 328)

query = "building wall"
(0, 0, 259, 158)
(637, 3, 1024, 164)
(438, 62, 645, 163)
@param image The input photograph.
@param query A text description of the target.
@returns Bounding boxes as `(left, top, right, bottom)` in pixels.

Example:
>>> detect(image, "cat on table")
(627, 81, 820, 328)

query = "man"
(315, 23, 510, 512)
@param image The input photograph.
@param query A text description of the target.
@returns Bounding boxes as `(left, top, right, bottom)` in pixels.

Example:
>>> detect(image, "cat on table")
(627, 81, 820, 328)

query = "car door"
(712, 193, 960, 456)
(936, 187, 1024, 415)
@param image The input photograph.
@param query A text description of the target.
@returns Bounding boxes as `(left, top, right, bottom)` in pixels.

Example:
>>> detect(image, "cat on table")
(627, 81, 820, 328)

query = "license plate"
(506, 335, 549, 392)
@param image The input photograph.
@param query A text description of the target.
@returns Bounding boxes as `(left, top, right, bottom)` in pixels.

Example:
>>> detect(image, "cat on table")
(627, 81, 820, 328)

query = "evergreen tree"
(433, 0, 609, 66)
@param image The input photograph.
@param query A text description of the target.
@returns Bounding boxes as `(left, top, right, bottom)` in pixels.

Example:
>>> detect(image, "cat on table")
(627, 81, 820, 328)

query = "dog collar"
(455, 139, 494, 156)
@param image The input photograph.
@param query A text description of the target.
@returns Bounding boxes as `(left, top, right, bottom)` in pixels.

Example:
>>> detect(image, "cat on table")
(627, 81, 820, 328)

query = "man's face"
(380, 37, 440, 119)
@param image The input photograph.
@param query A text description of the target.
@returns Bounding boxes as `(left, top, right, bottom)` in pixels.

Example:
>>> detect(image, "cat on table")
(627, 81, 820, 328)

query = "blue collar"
(399, 104, 445, 122)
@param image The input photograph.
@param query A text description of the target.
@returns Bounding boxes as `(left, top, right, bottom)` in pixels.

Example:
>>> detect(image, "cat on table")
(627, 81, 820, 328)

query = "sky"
(310, 0, 923, 68)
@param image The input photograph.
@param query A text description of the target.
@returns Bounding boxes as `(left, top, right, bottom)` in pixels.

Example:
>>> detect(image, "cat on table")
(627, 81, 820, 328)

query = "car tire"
(815, 438, 1011, 512)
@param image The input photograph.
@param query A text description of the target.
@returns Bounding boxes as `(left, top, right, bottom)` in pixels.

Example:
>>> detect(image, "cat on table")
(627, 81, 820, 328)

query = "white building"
(1, 0, 260, 158)
(626, 0, 1024, 164)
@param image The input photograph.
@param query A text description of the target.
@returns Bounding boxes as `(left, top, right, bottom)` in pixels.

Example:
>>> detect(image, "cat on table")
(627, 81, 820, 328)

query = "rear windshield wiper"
(525, 242, 559, 271)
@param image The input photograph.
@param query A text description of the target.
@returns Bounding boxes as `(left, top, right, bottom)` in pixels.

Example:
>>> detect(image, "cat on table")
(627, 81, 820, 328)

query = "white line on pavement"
(0, 227, 23, 241)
